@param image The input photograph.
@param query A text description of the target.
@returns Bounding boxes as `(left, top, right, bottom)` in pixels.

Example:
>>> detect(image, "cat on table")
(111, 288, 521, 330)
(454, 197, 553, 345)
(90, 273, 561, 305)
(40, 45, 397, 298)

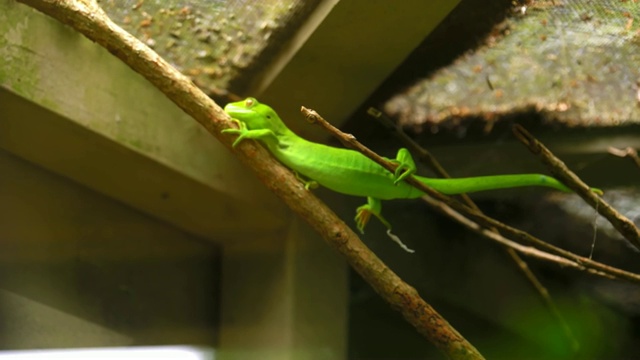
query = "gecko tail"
(415, 174, 574, 195)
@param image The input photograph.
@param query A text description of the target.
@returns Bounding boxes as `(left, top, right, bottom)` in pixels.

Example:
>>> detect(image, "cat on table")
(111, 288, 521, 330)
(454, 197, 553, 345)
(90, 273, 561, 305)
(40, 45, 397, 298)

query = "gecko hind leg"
(355, 197, 415, 253)
(387, 148, 417, 185)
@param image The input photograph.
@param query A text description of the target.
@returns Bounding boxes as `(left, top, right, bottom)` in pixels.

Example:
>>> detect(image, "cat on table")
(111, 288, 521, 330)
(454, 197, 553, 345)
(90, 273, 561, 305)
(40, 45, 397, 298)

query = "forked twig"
(608, 146, 640, 170)
(367, 107, 578, 350)
(301, 107, 640, 284)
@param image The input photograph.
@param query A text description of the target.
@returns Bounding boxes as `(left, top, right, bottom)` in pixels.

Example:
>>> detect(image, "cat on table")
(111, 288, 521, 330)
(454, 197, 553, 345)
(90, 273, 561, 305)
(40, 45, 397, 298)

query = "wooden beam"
(218, 218, 347, 360)
(255, 0, 460, 141)
(0, 1, 286, 242)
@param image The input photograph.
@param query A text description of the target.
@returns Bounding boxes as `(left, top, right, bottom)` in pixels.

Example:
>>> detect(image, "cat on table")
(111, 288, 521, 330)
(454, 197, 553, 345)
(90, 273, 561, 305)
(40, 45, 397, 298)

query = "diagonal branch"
(15, 0, 484, 358)
(513, 125, 640, 252)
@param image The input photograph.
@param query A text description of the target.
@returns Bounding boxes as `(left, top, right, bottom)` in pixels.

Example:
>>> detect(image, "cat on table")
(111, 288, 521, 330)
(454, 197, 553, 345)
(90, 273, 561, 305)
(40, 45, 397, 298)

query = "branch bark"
(15, 0, 484, 358)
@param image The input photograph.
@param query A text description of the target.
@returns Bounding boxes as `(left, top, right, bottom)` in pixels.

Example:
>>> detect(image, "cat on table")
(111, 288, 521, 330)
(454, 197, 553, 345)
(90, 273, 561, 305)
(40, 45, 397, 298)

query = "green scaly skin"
(223, 98, 599, 250)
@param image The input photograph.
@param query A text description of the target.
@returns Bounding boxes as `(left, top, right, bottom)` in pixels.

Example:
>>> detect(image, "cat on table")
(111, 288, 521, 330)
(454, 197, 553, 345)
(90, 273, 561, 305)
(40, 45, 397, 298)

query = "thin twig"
(513, 125, 640, 252)
(366, 108, 454, 180)
(608, 146, 640, 170)
(302, 107, 640, 284)
(421, 195, 611, 278)
(16, 1, 484, 358)
(368, 107, 579, 351)
(453, 201, 640, 282)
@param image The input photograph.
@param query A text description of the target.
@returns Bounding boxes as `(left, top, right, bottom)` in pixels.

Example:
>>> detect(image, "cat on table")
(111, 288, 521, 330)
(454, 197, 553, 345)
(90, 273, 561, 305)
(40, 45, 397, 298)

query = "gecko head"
(224, 97, 283, 131)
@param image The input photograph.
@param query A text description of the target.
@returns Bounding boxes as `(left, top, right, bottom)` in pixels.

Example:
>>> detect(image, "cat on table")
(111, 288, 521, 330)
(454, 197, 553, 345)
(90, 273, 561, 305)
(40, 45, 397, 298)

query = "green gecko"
(223, 97, 599, 252)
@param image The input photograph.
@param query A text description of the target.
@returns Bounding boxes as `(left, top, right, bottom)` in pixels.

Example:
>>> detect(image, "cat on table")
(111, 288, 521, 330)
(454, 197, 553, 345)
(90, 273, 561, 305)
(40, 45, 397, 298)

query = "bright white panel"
(0, 346, 214, 360)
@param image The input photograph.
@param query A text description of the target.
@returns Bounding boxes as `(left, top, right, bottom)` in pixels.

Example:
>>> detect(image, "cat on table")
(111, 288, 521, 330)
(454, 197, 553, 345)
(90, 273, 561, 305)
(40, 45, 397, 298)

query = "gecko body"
(223, 98, 594, 251)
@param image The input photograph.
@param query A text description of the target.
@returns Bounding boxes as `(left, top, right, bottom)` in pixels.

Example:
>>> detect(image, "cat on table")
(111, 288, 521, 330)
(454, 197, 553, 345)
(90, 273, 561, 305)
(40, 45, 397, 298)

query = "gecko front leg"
(222, 119, 278, 148)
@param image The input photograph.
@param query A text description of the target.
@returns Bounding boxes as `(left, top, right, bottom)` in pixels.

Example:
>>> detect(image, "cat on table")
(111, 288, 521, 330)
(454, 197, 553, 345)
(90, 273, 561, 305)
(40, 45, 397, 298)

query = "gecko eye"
(245, 98, 254, 107)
